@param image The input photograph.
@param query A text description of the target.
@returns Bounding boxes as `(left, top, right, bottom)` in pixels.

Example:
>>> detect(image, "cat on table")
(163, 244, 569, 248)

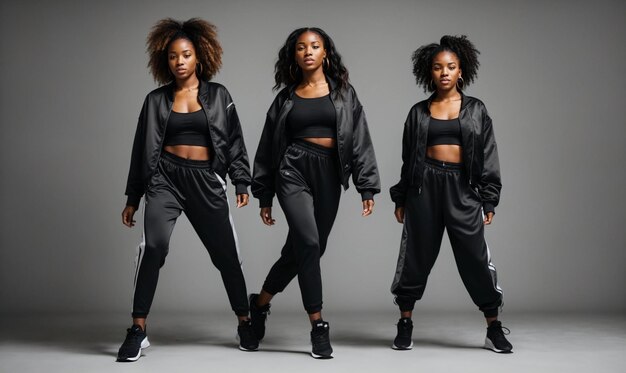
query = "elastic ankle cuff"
(483, 308, 498, 318)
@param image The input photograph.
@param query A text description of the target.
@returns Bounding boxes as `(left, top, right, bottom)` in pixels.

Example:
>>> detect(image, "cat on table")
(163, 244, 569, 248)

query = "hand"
(236, 194, 249, 208)
(260, 207, 275, 226)
(483, 212, 494, 225)
(122, 205, 137, 228)
(362, 199, 374, 217)
(394, 206, 405, 224)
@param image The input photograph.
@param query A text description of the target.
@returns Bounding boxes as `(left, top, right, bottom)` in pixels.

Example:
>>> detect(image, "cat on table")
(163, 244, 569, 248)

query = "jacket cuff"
(361, 191, 374, 201)
(235, 183, 249, 196)
(259, 197, 273, 208)
(483, 202, 496, 215)
(395, 202, 405, 209)
(126, 195, 141, 209)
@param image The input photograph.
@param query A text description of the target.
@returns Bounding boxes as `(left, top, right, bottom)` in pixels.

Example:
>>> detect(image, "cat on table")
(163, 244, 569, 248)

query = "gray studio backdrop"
(0, 0, 624, 316)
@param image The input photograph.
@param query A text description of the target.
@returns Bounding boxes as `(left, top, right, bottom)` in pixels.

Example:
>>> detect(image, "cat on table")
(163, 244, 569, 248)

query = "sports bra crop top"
(427, 117, 462, 146)
(286, 94, 336, 139)
(163, 110, 210, 147)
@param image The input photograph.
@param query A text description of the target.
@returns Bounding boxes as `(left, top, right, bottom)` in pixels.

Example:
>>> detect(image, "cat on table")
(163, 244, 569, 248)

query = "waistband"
(425, 157, 463, 171)
(160, 150, 212, 169)
(290, 139, 338, 158)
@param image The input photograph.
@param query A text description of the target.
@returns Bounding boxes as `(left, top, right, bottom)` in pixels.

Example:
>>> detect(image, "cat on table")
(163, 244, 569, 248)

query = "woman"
(250, 27, 380, 359)
(117, 18, 257, 362)
(389, 35, 512, 353)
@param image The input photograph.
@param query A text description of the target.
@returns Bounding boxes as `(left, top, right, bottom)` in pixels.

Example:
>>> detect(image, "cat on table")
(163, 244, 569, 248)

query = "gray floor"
(1, 311, 625, 373)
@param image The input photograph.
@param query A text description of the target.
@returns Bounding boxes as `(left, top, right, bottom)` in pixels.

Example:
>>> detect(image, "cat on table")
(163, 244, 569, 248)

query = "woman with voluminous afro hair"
(389, 35, 513, 353)
(249, 27, 380, 359)
(146, 18, 223, 84)
(411, 35, 480, 92)
(117, 18, 257, 362)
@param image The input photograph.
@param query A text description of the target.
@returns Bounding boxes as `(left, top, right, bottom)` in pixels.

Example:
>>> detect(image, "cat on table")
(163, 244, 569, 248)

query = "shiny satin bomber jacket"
(125, 80, 251, 208)
(251, 77, 381, 208)
(390, 92, 502, 214)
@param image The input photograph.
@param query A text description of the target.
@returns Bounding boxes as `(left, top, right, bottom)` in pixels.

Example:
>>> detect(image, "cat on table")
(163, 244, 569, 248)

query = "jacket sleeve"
(124, 96, 148, 209)
(389, 110, 413, 208)
(251, 98, 280, 208)
(224, 91, 251, 195)
(478, 109, 502, 214)
(350, 89, 381, 200)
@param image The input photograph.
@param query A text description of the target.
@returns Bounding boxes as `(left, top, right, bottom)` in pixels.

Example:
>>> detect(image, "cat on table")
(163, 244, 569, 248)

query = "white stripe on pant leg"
(214, 173, 243, 265)
(131, 199, 147, 313)
(481, 208, 503, 295)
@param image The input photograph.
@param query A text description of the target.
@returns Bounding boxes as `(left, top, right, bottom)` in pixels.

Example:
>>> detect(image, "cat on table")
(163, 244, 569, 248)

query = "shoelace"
(489, 324, 511, 335)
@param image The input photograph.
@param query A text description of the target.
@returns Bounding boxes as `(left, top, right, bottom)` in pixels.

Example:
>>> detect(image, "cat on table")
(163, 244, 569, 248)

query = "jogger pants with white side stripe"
(132, 150, 249, 318)
(391, 158, 503, 317)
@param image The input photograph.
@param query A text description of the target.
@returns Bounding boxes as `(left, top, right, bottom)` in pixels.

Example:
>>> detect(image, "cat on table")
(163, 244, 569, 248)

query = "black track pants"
(132, 151, 249, 318)
(391, 158, 502, 317)
(262, 141, 341, 314)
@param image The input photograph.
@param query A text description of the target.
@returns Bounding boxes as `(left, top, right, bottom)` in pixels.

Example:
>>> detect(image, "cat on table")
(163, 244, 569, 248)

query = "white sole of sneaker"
(391, 341, 413, 350)
(119, 337, 150, 362)
(311, 352, 333, 359)
(483, 337, 512, 353)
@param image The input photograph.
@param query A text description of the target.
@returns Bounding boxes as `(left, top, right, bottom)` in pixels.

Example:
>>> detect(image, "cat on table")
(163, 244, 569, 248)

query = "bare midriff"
(301, 137, 336, 148)
(163, 145, 211, 161)
(426, 144, 463, 163)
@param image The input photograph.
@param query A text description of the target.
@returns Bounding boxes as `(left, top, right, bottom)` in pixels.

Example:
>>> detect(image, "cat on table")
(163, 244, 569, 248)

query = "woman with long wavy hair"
(250, 27, 380, 359)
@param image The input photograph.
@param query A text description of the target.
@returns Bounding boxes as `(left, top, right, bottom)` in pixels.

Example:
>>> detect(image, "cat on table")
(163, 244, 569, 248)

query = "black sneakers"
(310, 320, 333, 359)
(249, 293, 271, 341)
(392, 318, 413, 350)
(237, 319, 259, 351)
(117, 324, 150, 362)
(484, 320, 513, 353)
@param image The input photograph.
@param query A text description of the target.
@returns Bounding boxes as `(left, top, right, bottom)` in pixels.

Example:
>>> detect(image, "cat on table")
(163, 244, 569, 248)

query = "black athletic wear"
(132, 151, 249, 318)
(484, 320, 513, 353)
(391, 158, 503, 316)
(261, 140, 341, 313)
(249, 293, 270, 341)
(390, 92, 501, 214)
(392, 318, 413, 350)
(252, 76, 380, 208)
(164, 110, 211, 147)
(426, 117, 461, 146)
(126, 81, 250, 209)
(310, 320, 333, 359)
(237, 320, 259, 351)
(287, 94, 336, 139)
(117, 324, 150, 362)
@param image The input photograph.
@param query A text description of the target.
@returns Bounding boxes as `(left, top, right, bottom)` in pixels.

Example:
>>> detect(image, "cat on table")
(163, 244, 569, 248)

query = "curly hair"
(146, 18, 222, 85)
(273, 27, 349, 92)
(411, 35, 480, 93)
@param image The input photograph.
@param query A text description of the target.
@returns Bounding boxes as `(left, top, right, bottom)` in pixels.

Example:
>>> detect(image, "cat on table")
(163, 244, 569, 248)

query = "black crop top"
(164, 110, 210, 147)
(286, 94, 336, 139)
(427, 117, 462, 146)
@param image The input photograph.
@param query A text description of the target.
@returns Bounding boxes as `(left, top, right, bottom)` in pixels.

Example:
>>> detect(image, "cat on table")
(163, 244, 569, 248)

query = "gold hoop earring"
(456, 76, 464, 90)
(196, 62, 203, 75)
(322, 57, 329, 71)
(429, 79, 436, 91)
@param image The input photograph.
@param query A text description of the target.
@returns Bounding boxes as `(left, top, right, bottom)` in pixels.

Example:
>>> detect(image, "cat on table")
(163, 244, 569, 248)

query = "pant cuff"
(132, 312, 148, 319)
(305, 304, 323, 314)
(482, 308, 499, 318)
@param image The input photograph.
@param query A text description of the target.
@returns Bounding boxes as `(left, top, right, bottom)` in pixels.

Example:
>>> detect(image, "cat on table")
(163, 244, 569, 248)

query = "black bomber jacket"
(390, 92, 502, 213)
(125, 80, 251, 208)
(251, 77, 381, 208)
